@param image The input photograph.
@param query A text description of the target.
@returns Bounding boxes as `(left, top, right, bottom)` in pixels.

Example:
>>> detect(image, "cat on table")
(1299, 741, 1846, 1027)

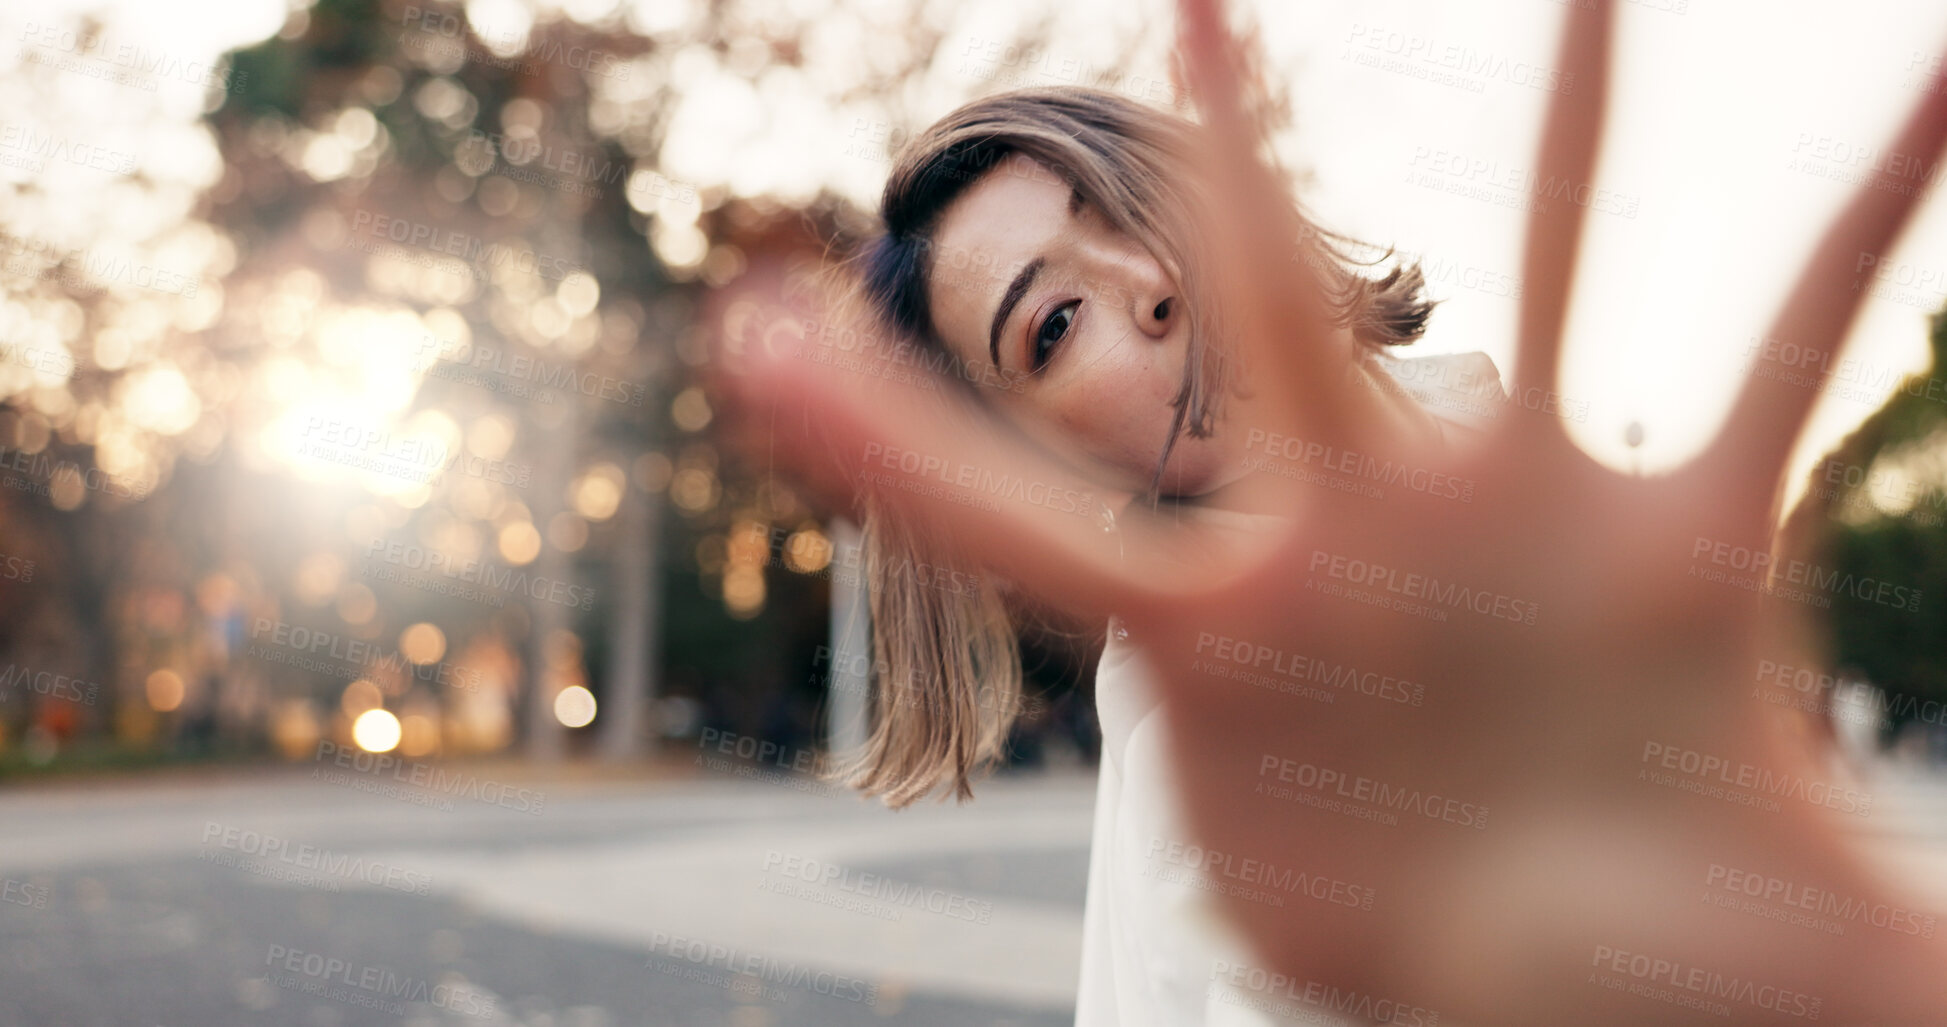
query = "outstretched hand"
(726, 1, 1947, 1023)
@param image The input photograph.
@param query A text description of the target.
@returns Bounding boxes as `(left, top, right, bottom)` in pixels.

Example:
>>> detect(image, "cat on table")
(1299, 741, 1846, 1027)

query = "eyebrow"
(983, 189, 1084, 369)
(988, 255, 1044, 369)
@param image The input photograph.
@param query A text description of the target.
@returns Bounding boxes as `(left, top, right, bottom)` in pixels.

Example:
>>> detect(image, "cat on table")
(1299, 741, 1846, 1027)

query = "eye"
(1031, 301, 1079, 372)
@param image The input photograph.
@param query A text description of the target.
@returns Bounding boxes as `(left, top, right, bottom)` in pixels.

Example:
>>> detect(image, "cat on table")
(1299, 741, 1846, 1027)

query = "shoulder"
(1368, 347, 1508, 444)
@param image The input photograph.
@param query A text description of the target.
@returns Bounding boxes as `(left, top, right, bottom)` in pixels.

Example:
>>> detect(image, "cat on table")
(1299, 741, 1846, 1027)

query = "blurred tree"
(0, 0, 1185, 773)
(202, 0, 683, 762)
(1782, 308, 1947, 746)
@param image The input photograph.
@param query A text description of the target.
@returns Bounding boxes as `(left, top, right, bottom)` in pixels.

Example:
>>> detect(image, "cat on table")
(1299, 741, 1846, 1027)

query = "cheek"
(1046, 340, 1186, 471)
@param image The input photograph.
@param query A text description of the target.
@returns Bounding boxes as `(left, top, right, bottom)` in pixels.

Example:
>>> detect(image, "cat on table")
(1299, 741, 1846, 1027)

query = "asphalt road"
(11, 743, 1947, 1027)
(0, 755, 1097, 1027)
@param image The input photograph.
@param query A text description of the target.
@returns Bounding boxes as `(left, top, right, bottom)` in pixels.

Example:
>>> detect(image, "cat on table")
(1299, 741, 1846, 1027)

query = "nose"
(1139, 295, 1177, 338)
(1123, 257, 1179, 341)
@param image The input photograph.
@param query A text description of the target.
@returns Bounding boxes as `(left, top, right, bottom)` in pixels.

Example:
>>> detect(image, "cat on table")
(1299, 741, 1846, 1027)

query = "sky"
(1265, 0, 1947, 500)
(10, 0, 1947, 508)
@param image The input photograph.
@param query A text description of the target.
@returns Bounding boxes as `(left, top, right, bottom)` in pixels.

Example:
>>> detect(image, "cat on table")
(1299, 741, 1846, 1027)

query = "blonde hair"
(823, 86, 1435, 807)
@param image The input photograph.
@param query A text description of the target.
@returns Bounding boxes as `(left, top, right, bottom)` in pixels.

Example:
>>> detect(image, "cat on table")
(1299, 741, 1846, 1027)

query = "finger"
(1173, 0, 1360, 448)
(1699, 43, 1947, 520)
(1508, 0, 1615, 442)
(721, 275, 1263, 624)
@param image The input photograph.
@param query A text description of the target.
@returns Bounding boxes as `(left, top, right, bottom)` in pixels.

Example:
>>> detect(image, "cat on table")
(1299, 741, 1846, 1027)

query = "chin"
(1146, 438, 1232, 498)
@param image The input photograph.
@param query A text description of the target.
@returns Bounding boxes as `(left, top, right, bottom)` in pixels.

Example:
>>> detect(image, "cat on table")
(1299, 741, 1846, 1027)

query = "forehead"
(926, 153, 1072, 361)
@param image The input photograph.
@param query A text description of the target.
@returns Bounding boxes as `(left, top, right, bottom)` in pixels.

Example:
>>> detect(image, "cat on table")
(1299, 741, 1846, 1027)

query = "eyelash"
(1029, 300, 1080, 372)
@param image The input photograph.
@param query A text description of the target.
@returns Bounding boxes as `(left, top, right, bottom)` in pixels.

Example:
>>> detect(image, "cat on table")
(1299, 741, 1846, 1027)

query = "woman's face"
(924, 153, 1240, 498)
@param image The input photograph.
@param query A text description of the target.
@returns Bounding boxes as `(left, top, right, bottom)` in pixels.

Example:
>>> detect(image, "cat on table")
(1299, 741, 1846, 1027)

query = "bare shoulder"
(1369, 348, 1508, 441)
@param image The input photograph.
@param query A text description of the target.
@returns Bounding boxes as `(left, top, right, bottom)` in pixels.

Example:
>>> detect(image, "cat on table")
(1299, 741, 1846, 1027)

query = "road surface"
(0, 755, 1096, 1027)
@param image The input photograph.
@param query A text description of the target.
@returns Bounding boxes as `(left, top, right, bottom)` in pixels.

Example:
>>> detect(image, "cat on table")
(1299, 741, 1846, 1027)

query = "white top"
(1072, 349, 1508, 1026)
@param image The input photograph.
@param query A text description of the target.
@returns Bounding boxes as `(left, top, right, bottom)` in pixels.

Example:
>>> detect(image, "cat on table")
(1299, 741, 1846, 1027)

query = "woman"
(741, 0, 1947, 1021)
(819, 85, 1502, 1024)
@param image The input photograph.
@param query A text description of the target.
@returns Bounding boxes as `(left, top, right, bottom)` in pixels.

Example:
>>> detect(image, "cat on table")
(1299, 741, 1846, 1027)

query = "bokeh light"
(351, 708, 403, 753)
(552, 684, 597, 728)
(144, 669, 185, 712)
(400, 622, 448, 665)
(340, 679, 383, 718)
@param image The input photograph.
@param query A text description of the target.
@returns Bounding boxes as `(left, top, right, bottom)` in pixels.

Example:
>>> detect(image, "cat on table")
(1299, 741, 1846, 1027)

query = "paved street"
(12, 751, 1947, 1027)
(0, 757, 1096, 1027)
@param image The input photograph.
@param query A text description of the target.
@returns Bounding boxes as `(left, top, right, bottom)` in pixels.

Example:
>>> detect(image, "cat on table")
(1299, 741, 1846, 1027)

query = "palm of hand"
(1130, 410, 1903, 1025)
